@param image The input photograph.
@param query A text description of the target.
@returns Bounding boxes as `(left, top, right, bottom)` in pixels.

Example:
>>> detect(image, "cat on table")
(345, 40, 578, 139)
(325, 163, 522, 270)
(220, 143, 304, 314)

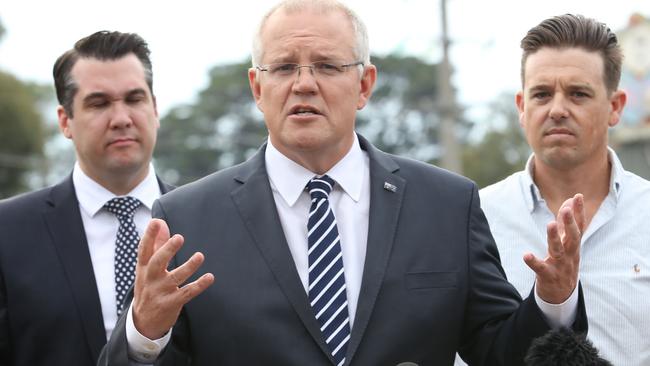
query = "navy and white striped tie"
(306, 175, 350, 366)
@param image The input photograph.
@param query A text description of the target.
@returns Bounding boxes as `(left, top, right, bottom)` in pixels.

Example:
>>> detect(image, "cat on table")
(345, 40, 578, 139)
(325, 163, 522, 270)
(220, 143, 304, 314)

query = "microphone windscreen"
(524, 327, 612, 366)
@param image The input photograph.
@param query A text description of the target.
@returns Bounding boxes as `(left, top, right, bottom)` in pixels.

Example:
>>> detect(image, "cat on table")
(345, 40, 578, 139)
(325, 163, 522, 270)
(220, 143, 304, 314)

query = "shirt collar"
(522, 147, 623, 212)
(72, 162, 161, 217)
(265, 134, 365, 207)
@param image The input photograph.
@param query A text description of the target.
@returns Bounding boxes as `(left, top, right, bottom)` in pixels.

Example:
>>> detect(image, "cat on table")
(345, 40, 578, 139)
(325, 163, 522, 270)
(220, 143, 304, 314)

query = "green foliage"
(0, 71, 46, 198)
(357, 54, 449, 162)
(462, 93, 530, 188)
(155, 61, 265, 184)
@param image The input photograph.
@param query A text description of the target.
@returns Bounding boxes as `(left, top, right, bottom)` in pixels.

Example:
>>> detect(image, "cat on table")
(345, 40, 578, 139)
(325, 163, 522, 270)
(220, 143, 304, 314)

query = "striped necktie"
(306, 175, 350, 366)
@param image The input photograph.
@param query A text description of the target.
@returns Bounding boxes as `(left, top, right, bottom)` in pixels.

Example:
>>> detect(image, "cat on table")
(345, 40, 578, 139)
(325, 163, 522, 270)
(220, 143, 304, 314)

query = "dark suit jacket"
(0, 174, 171, 366)
(100, 135, 586, 366)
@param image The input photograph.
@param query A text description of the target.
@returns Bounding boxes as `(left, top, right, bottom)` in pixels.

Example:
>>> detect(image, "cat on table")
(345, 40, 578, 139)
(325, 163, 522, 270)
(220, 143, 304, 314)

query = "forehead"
(70, 54, 150, 97)
(260, 7, 356, 61)
(524, 47, 606, 88)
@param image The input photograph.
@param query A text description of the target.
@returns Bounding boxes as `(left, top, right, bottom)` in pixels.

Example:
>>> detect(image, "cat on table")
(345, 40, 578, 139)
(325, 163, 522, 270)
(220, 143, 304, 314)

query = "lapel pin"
(383, 182, 397, 192)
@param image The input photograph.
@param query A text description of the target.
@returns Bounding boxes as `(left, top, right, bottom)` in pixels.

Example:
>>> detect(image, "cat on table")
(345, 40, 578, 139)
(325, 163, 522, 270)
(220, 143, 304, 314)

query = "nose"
(108, 102, 134, 129)
(549, 95, 569, 121)
(291, 66, 318, 95)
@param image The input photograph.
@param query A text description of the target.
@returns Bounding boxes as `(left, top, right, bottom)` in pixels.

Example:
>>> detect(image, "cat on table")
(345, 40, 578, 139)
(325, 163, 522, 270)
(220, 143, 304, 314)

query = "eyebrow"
(527, 83, 595, 93)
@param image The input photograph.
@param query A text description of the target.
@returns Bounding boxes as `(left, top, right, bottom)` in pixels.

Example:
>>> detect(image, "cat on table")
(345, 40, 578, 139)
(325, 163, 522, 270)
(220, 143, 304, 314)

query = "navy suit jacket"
(100, 135, 586, 366)
(0, 174, 171, 366)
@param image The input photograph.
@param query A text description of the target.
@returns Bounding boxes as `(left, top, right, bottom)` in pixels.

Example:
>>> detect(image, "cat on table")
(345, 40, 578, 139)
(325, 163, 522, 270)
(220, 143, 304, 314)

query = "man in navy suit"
(102, 1, 586, 365)
(0, 31, 170, 366)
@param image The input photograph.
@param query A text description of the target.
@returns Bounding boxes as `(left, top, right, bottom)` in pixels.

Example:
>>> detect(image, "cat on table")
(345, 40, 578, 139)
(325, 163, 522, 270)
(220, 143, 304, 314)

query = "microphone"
(524, 327, 612, 366)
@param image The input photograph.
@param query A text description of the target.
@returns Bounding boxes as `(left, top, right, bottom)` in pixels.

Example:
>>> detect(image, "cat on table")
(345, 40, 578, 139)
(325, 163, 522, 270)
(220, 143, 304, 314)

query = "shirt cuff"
(126, 303, 172, 363)
(534, 282, 579, 329)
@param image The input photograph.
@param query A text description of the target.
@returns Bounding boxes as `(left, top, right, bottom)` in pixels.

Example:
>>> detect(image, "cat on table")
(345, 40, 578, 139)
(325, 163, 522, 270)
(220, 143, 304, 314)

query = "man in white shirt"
(101, 1, 586, 365)
(479, 14, 650, 366)
(0, 30, 169, 366)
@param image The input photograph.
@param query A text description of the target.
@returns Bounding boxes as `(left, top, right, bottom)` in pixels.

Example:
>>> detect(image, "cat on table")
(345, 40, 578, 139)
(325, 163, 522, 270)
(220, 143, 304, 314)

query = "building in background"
(612, 13, 650, 178)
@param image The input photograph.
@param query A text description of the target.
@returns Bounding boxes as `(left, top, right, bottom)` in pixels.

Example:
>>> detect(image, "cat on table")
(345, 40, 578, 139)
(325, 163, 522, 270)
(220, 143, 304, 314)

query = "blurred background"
(1, 0, 650, 198)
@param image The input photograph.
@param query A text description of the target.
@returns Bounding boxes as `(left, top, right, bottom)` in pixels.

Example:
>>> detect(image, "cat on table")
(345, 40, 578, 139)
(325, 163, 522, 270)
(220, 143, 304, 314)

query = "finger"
(572, 193, 585, 233)
(178, 273, 215, 306)
(147, 234, 184, 275)
(561, 204, 582, 256)
(546, 221, 564, 260)
(152, 219, 171, 253)
(523, 252, 547, 275)
(138, 219, 165, 267)
(169, 252, 206, 287)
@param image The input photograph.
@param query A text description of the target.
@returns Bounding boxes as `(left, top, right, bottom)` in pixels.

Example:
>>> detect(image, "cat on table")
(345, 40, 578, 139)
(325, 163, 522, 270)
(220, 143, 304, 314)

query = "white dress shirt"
(73, 162, 161, 341)
(479, 148, 650, 366)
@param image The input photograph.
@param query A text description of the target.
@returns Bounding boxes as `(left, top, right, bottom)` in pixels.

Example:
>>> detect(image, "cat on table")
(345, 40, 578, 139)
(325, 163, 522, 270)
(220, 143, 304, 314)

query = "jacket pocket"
(405, 271, 457, 290)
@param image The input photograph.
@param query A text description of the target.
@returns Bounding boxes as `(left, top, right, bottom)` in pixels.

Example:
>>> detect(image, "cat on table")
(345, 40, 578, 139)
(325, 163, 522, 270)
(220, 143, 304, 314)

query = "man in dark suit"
(0, 31, 169, 366)
(101, 1, 586, 365)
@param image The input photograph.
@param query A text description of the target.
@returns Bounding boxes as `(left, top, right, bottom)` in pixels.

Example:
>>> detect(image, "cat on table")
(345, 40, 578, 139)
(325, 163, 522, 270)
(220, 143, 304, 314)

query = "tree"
(0, 71, 47, 197)
(155, 54, 448, 185)
(462, 92, 530, 188)
(356, 54, 457, 163)
(154, 61, 265, 184)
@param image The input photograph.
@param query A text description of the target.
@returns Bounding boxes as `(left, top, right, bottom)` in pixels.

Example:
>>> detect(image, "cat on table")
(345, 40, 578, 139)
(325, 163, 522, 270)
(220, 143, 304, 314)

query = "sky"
(1, 0, 649, 123)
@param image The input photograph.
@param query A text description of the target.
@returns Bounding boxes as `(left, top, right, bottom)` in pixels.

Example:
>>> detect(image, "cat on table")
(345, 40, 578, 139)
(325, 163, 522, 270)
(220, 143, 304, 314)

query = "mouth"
(289, 105, 322, 116)
(107, 137, 137, 147)
(544, 127, 574, 136)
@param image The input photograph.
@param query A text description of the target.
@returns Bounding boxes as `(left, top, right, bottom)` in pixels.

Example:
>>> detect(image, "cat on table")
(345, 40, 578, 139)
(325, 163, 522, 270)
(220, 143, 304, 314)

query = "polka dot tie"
(104, 196, 142, 316)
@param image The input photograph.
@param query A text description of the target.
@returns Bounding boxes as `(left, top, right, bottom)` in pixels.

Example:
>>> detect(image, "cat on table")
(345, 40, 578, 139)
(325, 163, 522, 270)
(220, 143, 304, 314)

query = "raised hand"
(524, 194, 585, 304)
(132, 219, 215, 339)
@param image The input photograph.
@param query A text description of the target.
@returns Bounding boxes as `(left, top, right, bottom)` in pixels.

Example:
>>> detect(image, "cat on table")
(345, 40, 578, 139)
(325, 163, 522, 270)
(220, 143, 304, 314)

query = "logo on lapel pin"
(383, 182, 397, 192)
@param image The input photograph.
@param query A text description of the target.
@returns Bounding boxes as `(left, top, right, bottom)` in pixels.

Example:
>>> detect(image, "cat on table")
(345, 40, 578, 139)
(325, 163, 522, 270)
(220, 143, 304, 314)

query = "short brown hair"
(53, 31, 153, 117)
(520, 14, 622, 93)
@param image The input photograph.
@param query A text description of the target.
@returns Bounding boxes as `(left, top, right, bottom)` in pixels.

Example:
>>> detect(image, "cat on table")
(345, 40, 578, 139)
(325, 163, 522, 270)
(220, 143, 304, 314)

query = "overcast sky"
(1, 0, 649, 122)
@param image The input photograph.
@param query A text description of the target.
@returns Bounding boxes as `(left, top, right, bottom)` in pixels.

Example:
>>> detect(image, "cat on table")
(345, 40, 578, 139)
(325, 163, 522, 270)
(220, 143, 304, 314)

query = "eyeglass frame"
(255, 60, 365, 79)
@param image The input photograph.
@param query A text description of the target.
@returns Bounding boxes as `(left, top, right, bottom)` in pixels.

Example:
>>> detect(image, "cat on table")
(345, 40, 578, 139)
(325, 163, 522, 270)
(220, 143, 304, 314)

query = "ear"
(607, 90, 627, 127)
(152, 95, 160, 128)
(515, 91, 525, 128)
(356, 64, 377, 110)
(57, 105, 73, 139)
(248, 67, 264, 112)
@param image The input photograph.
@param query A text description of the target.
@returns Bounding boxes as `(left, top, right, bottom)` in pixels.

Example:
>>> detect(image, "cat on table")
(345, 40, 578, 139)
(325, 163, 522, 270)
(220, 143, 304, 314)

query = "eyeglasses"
(256, 60, 364, 80)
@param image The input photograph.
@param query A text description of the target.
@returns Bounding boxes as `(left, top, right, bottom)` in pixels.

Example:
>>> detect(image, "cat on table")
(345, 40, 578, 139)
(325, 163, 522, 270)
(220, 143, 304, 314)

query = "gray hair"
(251, 0, 370, 67)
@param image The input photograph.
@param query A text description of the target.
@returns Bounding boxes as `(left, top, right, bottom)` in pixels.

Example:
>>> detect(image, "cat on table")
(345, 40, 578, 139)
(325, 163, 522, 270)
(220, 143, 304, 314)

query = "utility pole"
(438, 0, 462, 173)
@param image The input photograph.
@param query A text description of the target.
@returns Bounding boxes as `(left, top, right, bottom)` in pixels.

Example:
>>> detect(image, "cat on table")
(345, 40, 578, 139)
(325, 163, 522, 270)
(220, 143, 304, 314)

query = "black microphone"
(525, 327, 612, 366)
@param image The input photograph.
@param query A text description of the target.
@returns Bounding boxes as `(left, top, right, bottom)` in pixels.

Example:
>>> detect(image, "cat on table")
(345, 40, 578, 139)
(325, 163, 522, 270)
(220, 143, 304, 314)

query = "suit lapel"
(156, 176, 174, 194)
(345, 136, 406, 365)
(230, 147, 335, 362)
(43, 176, 107, 361)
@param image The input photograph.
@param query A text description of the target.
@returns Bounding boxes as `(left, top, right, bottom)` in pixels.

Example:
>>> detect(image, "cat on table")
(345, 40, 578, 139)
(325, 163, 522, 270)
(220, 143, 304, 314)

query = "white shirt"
(73, 162, 161, 341)
(479, 148, 650, 366)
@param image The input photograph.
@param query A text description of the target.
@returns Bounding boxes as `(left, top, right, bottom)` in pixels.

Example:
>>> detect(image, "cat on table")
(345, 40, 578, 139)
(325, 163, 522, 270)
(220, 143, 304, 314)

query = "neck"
(533, 153, 611, 228)
(81, 163, 150, 196)
(271, 134, 355, 175)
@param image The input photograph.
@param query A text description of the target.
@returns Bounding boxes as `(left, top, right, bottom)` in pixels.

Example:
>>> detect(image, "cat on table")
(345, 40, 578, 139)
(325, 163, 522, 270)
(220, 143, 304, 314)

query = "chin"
(540, 148, 581, 168)
(287, 130, 330, 150)
(109, 156, 147, 174)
